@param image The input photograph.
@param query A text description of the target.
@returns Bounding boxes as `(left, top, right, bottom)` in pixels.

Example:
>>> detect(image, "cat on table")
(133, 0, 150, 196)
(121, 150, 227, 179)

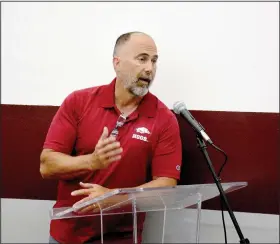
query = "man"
(40, 31, 182, 243)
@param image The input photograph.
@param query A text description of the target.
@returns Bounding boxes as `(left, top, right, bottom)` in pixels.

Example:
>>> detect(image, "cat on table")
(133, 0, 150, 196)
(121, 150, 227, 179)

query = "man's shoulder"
(149, 93, 180, 136)
(61, 83, 109, 114)
(66, 82, 110, 105)
(151, 94, 176, 119)
(72, 83, 106, 98)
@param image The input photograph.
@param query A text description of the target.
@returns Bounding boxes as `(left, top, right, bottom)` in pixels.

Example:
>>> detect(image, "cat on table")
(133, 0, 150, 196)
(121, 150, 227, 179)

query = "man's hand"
(71, 182, 112, 214)
(90, 127, 123, 170)
(70, 177, 177, 215)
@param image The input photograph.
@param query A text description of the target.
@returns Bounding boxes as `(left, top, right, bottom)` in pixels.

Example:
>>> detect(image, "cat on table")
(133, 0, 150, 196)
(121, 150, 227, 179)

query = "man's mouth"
(138, 78, 151, 83)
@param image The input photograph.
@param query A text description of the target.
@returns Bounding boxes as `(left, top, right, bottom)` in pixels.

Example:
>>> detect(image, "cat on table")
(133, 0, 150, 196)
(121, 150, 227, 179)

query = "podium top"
(51, 182, 247, 220)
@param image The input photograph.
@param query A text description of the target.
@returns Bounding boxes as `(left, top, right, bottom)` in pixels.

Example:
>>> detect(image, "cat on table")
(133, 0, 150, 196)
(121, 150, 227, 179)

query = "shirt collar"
(98, 78, 158, 118)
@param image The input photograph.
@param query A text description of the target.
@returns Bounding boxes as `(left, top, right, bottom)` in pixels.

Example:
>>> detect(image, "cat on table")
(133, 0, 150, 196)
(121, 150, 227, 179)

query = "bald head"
(113, 31, 156, 57)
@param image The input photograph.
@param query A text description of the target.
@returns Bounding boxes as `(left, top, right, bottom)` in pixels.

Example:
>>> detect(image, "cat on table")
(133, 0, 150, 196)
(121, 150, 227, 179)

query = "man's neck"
(114, 78, 143, 116)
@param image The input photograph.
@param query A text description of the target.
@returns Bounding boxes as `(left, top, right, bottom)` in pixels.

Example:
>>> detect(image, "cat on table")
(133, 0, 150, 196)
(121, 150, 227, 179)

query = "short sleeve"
(43, 92, 78, 155)
(151, 114, 182, 180)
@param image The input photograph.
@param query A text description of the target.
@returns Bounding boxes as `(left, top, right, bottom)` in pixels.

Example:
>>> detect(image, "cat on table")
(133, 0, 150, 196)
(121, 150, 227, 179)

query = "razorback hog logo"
(132, 127, 151, 142)
(135, 127, 151, 134)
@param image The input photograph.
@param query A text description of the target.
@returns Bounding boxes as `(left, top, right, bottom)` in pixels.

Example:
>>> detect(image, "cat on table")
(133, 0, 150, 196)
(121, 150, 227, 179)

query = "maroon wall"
(1, 104, 279, 214)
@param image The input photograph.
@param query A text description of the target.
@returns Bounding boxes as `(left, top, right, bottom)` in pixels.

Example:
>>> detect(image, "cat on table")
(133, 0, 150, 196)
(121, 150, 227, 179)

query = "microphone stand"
(196, 134, 250, 244)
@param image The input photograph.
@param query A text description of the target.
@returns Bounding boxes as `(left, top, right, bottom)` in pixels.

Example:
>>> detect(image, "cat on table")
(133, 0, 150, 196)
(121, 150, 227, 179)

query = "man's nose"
(144, 61, 153, 74)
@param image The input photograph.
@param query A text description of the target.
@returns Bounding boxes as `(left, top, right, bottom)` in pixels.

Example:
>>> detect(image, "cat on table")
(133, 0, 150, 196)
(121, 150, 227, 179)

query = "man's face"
(114, 34, 158, 97)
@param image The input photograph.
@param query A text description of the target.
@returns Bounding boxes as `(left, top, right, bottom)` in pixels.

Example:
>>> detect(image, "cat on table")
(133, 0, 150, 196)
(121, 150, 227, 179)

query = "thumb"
(100, 126, 109, 140)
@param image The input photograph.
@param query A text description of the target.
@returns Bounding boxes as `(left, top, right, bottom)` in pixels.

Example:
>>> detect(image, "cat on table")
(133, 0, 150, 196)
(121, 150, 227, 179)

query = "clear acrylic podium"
(50, 182, 247, 243)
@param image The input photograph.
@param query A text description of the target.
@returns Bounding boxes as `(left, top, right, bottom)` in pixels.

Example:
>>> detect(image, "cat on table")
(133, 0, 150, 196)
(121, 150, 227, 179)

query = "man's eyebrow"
(136, 53, 159, 59)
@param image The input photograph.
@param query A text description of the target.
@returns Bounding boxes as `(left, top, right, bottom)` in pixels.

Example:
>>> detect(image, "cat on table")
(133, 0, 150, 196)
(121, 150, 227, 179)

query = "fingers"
(70, 183, 95, 196)
(71, 183, 104, 196)
(76, 205, 96, 214)
(96, 127, 114, 149)
(71, 188, 93, 196)
(105, 155, 122, 163)
(96, 136, 116, 149)
(97, 141, 121, 154)
(79, 182, 95, 188)
(73, 196, 99, 214)
(70, 182, 97, 196)
(92, 126, 123, 169)
(100, 126, 109, 140)
(98, 145, 123, 159)
(73, 196, 92, 208)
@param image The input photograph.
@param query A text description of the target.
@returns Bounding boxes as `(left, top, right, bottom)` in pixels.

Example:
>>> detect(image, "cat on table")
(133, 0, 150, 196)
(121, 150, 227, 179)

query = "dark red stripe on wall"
(1, 105, 59, 200)
(1, 104, 279, 214)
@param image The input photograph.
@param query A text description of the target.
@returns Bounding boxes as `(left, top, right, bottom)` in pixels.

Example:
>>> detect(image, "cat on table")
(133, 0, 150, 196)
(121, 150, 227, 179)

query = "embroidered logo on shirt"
(132, 127, 150, 142)
(132, 134, 148, 142)
(135, 127, 151, 135)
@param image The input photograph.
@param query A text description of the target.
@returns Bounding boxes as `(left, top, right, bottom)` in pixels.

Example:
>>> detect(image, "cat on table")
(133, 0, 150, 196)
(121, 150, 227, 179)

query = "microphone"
(174, 101, 250, 244)
(173, 101, 213, 144)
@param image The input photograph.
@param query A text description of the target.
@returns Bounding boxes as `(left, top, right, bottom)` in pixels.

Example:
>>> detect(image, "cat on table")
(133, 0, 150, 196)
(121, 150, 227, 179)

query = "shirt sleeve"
(43, 91, 78, 155)
(151, 113, 182, 180)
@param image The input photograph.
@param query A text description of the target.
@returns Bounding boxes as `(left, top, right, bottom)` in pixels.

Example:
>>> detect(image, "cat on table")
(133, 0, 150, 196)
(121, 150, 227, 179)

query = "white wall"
(1, 2, 279, 243)
(2, 2, 279, 112)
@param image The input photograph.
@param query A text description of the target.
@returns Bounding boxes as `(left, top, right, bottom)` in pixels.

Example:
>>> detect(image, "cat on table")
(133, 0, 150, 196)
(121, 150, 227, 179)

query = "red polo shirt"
(43, 78, 182, 243)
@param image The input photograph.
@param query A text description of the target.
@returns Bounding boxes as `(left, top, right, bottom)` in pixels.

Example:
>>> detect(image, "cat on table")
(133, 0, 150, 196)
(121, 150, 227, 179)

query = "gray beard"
(123, 77, 149, 97)
(129, 86, 149, 97)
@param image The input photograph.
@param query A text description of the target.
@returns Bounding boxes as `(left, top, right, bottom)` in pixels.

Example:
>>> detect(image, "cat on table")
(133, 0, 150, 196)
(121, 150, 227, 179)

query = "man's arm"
(136, 176, 177, 188)
(40, 90, 123, 181)
(40, 149, 94, 180)
(149, 113, 182, 184)
(40, 127, 123, 180)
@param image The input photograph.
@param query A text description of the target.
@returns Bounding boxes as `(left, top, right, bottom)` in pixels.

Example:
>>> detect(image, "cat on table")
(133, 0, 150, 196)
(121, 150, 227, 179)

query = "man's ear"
(113, 56, 120, 69)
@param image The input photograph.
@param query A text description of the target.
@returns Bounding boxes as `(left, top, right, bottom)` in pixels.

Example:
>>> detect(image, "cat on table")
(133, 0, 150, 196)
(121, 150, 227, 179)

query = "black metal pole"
(196, 135, 250, 244)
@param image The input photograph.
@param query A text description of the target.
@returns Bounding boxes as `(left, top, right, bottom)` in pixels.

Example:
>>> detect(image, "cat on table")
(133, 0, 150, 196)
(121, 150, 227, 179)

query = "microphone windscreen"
(173, 101, 186, 114)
